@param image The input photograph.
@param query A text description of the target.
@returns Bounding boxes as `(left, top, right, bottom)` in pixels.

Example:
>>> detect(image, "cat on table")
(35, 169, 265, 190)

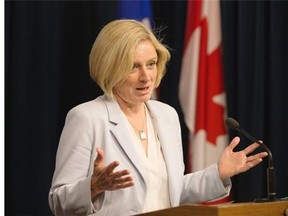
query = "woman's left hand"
(218, 136, 268, 181)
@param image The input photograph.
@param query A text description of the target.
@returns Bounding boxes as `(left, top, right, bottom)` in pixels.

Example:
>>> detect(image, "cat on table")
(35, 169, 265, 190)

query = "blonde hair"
(89, 19, 171, 97)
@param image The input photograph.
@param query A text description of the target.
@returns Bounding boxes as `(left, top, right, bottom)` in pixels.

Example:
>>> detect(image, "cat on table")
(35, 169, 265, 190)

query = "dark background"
(5, 1, 288, 215)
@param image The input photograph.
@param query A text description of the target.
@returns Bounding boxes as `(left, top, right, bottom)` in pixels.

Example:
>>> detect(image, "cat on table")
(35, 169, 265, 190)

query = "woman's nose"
(139, 67, 150, 81)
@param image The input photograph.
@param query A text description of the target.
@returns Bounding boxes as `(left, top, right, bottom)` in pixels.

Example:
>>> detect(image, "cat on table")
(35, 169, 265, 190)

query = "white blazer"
(49, 94, 231, 216)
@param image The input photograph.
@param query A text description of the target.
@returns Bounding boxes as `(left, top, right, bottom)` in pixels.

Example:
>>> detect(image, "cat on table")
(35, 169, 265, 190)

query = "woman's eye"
(131, 61, 157, 73)
(131, 64, 139, 73)
(147, 61, 157, 69)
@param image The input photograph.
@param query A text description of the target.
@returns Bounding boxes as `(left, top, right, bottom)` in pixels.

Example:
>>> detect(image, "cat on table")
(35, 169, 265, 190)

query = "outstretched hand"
(218, 137, 268, 181)
(90, 148, 134, 201)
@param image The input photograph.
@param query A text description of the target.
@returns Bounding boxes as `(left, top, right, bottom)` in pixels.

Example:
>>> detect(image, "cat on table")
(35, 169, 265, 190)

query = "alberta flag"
(179, 0, 229, 175)
(118, 0, 153, 28)
(118, 0, 158, 99)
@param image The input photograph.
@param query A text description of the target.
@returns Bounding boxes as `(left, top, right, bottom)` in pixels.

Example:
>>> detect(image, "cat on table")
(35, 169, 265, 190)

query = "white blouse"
(125, 107, 171, 213)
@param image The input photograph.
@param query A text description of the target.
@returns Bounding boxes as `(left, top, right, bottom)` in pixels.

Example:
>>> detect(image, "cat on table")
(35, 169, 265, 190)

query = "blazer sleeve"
(180, 163, 231, 204)
(48, 106, 102, 216)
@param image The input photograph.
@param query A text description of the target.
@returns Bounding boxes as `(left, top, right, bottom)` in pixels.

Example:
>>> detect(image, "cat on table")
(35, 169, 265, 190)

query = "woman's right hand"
(90, 147, 134, 201)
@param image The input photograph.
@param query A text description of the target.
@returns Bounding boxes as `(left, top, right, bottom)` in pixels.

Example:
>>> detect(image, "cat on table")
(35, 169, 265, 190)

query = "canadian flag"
(179, 0, 228, 174)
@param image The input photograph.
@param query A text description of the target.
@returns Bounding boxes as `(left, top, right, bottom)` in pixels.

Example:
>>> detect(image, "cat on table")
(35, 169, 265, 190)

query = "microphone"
(225, 117, 277, 202)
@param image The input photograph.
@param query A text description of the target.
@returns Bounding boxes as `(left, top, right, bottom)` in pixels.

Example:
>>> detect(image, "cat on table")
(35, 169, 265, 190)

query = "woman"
(48, 19, 267, 216)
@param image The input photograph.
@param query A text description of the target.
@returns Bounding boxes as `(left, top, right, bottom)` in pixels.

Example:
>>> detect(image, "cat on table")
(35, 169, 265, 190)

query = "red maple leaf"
(194, 19, 226, 145)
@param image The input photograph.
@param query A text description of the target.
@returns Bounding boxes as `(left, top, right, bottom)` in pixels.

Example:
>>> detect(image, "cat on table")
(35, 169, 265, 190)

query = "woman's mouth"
(136, 86, 150, 94)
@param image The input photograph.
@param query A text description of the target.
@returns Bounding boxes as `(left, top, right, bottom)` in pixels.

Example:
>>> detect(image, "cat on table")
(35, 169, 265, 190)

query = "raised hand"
(90, 147, 134, 201)
(218, 137, 268, 181)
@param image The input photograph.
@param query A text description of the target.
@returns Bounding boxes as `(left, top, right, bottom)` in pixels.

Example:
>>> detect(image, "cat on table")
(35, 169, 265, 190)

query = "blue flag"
(118, 0, 153, 29)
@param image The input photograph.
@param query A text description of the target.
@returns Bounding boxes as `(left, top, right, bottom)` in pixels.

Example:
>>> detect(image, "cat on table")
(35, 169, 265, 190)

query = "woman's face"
(114, 40, 158, 106)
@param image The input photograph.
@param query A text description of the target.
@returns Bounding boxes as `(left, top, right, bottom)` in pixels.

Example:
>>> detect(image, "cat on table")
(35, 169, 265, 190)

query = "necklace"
(127, 106, 147, 141)
(128, 119, 147, 141)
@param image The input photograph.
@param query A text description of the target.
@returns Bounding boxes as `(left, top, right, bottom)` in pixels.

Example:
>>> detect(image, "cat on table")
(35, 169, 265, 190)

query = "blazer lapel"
(103, 95, 148, 184)
(146, 101, 183, 206)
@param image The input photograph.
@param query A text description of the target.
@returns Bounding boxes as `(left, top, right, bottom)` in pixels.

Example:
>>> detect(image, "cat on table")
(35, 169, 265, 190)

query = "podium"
(136, 201, 288, 216)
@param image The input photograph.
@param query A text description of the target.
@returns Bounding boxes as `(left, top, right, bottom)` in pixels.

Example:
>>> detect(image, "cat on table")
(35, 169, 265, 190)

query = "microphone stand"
(235, 127, 277, 202)
(225, 117, 277, 202)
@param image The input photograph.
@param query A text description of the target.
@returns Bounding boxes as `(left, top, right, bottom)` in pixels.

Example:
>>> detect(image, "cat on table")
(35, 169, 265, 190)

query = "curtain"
(5, 1, 116, 215)
(221, 0, 288, 201)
